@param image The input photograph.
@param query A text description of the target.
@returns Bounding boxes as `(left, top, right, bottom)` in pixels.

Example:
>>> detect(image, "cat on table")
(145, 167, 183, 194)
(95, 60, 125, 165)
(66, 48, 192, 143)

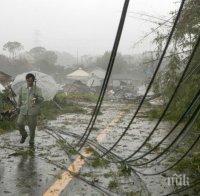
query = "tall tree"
(95, 51, 129, 74)
(29, 47, 58, 74)
(153, 0, 200, 116)
(3, 41, 23, 58)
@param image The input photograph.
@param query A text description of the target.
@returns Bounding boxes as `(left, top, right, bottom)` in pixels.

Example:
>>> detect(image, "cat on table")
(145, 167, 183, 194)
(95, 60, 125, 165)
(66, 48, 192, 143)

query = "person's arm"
(35, 87, 44, 104)
(17, 87, 22, 107)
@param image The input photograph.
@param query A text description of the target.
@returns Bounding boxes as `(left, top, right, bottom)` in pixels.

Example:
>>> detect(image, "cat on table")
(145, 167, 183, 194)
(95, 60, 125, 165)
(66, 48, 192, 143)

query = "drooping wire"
(127, 88, 200, 163)
(143, 49, 191, 65)
(131, 15, 174, 49)
(99, 0, 186, 159)
(132, 103, 200, 175)
(77, 0, 130, 151)
(123, 33, 200, 162)
(129, 99, 200, 166)
(137, 132, 200, 176)
(163, 179, 200, 196)
(0, 145, 113, 196)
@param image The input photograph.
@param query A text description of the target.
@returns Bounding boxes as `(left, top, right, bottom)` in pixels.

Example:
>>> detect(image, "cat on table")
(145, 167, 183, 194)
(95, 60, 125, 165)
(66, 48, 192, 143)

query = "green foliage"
(175, 0, 200, 46)
(152, 0, 200, 122)
(0, 120, 16, 132)
(103, 172, 113, 178)
(40, 100, 85, 120)
(90, 150, 109, 168)
(90, 157, 109, 168)
(29, 46, 58, 75)
(68, 148, 77, 155)
(151, 0, 200, 185)
(174, 152, 200, 176)
(118, 163, 132, 177)
(3, 41, 23, 58)
(65, 93, 98, 102)
(108, 180, 119, 190)
(95, 51, 129, 74)
(147, 106, 163, 120)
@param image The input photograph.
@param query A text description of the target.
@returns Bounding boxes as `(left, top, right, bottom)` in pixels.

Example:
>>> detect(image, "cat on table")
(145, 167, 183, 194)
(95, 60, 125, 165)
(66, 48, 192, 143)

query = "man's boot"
(29, 140, 34, 147)
(20, 134, 28, 144)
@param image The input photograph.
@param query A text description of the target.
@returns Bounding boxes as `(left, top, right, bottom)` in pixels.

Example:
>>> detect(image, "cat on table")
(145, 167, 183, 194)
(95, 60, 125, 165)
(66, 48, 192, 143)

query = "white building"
(0, 83, 5, 93)
(137, 85, 154, 96)
(67, 67, 89, 84)
(89, 67, 105, 79)
(87, 67, 105, 87)
(66, 67, 106, 87)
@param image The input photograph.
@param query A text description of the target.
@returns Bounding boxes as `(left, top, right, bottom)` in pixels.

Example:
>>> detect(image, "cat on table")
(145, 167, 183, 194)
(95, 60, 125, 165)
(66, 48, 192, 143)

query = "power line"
(128, 15, 172, 27)
(135, 115, 200, 176)
(132, 15, 174, 49)
(124, 34, 200, 162)
(163, 179, 200, 196)
(76, 0, 130, 151)
(143, 49, 191, 65)
(128, 11, 172, 24)
(127, 88, 200, 163)
(99, 0, 186, 159)
(130, 98, 200, 166)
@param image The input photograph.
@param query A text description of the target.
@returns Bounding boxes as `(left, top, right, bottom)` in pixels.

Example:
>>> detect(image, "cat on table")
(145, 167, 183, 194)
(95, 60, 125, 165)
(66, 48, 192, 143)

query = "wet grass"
(103, 171, 113, 178)
(125, 191, 141, 196)
(90, 157, 109, 168)
(0, 93, 86, 132)
(82, 172, 93, 177)
(147, 106, 163, 120)
(56, 139, 77, 156)
(108, 179, 119, 190)
(9, 148, 35, 157)
(0, 120, 16, 132)
(40, 100, 85, 120)
(65, 93, 98, 102)
(68, 148, 77, 155)
(118, 164, 132, 177)
(90, 150, 109, 168)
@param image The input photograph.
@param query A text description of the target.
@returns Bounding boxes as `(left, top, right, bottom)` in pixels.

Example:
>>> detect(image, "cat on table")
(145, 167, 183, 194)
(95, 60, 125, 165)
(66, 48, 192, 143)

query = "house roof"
(111, 73, 133, 80)
(0, 71, 12, 85)
(67, 67, 89, 77)
(110, 71, 146, 81)
(0, 83, 5, 92)
(0, 71, 11, 78)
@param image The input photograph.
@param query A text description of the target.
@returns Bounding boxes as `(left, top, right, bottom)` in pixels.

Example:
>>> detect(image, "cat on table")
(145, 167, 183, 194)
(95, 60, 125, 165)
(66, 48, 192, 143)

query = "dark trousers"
(17, 114, 37, 144)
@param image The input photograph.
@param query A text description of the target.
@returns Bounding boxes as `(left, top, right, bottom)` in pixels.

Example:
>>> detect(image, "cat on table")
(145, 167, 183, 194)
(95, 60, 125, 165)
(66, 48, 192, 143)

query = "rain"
(0, 0, 200, 196)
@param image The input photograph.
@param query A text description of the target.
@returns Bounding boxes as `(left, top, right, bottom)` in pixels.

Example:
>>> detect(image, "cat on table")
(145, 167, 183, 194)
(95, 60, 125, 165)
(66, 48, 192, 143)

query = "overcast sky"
(0, 0, 179, 56)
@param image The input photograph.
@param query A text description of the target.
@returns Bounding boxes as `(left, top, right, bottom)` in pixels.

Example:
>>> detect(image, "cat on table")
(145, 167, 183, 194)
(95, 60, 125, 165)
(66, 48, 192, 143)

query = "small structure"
(0, 71, 12, 86)
(87, 67, 105, 87)
(137, 85, 154, 96)
(67, 67, 89, 84)
(110, 73, 134, 87)
(89, 67, 105, 79)
(63, 80, 90, 94)
(0, 83, 5, 93)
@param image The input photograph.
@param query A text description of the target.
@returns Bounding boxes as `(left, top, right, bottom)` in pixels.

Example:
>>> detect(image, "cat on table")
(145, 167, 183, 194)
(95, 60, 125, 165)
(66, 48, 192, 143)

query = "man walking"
(17, 73, 44, 147)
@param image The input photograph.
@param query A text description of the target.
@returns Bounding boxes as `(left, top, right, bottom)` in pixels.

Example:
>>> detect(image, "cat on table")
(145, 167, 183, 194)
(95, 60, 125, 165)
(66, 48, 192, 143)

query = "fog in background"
(0, 0, 178, 56)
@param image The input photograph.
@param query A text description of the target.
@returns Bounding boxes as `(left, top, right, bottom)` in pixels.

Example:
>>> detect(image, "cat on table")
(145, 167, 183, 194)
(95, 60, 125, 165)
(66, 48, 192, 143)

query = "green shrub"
(65, 93, 98, 102)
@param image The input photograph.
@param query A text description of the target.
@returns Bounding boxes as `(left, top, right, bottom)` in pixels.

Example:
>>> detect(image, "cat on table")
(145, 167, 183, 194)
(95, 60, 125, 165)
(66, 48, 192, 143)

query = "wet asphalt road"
(0, 101, 174, 196)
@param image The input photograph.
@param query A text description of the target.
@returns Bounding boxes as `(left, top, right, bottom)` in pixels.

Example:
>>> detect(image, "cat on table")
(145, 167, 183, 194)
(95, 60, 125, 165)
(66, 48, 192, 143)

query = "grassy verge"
(0, 93, 86, 132)
(0, 120, 16, 134)
(64, 93, 98, 102)
(148, 105, 200, 191)
(39, 100, 85, 121)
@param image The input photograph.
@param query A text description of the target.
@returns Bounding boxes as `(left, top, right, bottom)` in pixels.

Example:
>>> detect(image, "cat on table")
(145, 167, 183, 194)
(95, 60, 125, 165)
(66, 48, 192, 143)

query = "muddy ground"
(0, 101, 176, 196)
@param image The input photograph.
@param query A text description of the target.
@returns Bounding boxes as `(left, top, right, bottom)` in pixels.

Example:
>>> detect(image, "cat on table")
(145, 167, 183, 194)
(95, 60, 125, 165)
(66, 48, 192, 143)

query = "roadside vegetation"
(64, 92, 98, 102)
(147, 0, 200, 192)
(0, 92, 87, 132)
